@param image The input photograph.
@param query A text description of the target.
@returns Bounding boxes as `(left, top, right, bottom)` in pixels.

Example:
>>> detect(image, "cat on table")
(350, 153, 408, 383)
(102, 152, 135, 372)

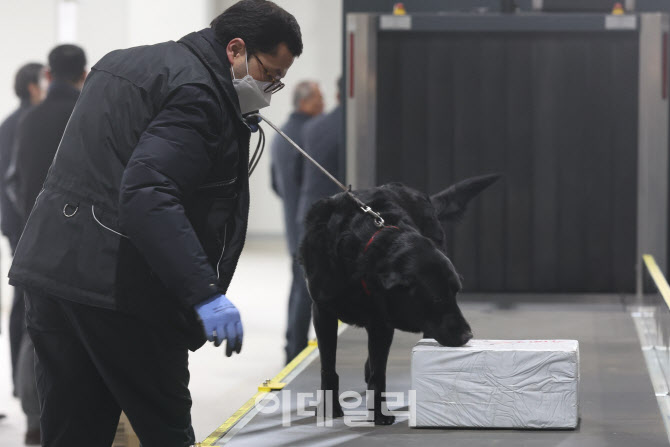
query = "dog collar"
(361, 226, 399, 296)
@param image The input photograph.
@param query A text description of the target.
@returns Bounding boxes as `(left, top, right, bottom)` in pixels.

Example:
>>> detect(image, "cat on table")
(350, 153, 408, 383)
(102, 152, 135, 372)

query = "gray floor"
(218, 300, 669, 447)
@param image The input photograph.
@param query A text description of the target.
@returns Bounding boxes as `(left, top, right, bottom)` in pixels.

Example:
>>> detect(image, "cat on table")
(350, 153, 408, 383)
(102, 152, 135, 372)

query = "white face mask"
(231, 52, 273, 115)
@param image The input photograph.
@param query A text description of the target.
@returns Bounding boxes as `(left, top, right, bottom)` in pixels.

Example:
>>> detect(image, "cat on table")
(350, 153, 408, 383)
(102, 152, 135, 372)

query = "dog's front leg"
(365, 324, 395, 425)
(312, 302, 344, 419)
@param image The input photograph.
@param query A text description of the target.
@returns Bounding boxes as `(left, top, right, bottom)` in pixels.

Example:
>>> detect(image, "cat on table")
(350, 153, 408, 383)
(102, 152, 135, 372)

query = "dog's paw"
(315, 398, 344, 419)
(364, 358, 371, 384)
(332, 401, 345, 418)
(374, 413, 396, 426)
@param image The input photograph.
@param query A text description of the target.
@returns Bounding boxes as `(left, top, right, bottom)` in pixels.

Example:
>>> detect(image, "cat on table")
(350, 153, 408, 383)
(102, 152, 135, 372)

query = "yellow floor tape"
(198, 339, 319, 446)
(643, 254, 670, 309)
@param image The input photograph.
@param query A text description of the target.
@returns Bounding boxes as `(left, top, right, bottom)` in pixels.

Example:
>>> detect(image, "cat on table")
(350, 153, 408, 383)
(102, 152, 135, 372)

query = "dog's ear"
(430, 173, 502, 223)
(377, 271, 409, 290)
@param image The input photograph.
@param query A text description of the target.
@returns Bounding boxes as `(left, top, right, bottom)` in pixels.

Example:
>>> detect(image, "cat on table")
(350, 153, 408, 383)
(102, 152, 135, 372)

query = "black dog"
(299, 174, 500, 425)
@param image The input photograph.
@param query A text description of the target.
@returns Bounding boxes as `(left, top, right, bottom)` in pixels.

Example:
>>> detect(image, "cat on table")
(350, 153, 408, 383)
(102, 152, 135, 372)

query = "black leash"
(248, 123, 265, 177)
(246, 113, 385, 228)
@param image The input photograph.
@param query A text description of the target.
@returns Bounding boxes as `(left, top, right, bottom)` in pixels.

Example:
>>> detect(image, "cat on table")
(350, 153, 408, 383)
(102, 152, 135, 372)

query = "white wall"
(0, 0, 213, 119)
(127, 0, 212, 48)
(0, 0, 342, 237)
(0, 0, 57, 120)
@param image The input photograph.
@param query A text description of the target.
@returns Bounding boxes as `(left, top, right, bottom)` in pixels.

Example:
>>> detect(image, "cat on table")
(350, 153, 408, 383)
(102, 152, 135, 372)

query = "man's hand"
(194, 294, 243, 356)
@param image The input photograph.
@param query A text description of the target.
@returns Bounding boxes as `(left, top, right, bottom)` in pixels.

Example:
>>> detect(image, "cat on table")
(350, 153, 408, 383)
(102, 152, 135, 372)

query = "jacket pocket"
(186, 188, 237, 268)
(91, 205, 129, 239)
(78, 201, 123, 296)
(11, 188, 120, 301)
(207, 195, 237, 241)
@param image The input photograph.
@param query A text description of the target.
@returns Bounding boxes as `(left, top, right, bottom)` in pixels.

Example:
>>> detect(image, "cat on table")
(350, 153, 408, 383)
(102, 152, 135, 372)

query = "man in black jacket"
(9, 44, 86, 446)
(8, 1, 302, 445)
(0, 63, 44, 251)
(0, 61, 44, 434)
(270, 80, 323, 363)
(0, 62, 44, 397)
(11, 45, 86, 221)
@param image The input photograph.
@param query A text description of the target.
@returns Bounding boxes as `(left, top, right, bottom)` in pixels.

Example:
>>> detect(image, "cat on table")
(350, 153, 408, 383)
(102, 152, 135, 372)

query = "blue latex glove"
(194, 294, 243, 356)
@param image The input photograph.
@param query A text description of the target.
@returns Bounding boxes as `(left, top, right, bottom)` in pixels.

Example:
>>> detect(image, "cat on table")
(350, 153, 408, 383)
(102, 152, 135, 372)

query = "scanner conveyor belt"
(208, 300, 668, 446)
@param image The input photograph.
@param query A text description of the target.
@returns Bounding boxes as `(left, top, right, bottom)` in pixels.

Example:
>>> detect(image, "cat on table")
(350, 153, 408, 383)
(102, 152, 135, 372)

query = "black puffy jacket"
(13, 81, 80, 223)
(9, 29, 251, 350)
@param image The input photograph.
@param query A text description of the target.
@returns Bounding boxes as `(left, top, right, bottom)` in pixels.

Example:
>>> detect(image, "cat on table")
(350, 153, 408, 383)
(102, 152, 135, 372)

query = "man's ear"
(226, 38, 246, 65)
(430, 173, 502, 223)
(76, 71, 88, 90)
(27, 83, 41, 104)
(377, 271, 409, 290)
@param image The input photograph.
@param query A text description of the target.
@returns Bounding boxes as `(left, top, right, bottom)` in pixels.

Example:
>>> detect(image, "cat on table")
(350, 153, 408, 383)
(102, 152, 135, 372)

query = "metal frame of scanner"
(345, 13, 669, 292)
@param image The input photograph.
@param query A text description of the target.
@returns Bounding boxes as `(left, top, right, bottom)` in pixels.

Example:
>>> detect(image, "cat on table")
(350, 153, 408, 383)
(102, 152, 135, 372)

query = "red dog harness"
(361, 226, 399, 296)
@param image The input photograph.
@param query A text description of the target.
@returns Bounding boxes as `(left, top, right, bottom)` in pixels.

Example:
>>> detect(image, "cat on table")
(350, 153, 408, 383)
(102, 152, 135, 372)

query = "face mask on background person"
(231, 52, 273, 115)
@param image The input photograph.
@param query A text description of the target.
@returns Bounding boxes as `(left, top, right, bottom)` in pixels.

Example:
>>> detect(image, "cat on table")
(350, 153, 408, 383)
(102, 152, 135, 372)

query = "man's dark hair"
(211, 0, 303, 57)
(48, 44, 87, 83)
(14, 62, 44, 101)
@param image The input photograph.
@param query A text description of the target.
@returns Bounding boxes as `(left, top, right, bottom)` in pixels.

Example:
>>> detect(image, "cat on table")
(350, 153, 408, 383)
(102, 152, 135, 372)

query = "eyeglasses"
(253, 54, 285, 94)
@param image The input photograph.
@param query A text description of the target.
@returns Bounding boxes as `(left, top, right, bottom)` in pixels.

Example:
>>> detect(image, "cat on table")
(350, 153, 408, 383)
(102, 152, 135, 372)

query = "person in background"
(270, 80, 324, 364)
(11, 45, 87, 220)
(295, 76, 345, 259)
(8, 1, 302, 445)
(8, 45, 86, 446)
(0, 62, 44, 405)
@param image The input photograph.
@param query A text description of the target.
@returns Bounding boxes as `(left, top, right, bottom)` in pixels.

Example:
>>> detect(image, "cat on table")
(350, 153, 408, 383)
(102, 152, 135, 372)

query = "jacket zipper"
(216, 224, 227, 280)
(197, 177, 237, 190)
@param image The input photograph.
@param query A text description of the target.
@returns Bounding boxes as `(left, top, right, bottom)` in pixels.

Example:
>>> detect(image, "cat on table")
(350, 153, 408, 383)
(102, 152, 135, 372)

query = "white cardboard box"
(410, 339, 580, 429)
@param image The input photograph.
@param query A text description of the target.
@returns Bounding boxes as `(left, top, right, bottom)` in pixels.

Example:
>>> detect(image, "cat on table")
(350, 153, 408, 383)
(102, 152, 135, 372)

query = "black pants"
(285, 256, 312, 363)
(25, 292, 196, 447)
(9, 284, 25, 394)
(8, 237, 25, 394)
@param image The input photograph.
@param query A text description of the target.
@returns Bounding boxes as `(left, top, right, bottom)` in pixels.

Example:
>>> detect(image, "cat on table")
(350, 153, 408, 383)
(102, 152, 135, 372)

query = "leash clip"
(360, 205, 385, 228)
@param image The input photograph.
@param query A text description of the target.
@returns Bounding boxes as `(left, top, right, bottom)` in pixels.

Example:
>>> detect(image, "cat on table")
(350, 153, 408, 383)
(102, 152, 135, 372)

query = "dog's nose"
(461, 331, 473, 345)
